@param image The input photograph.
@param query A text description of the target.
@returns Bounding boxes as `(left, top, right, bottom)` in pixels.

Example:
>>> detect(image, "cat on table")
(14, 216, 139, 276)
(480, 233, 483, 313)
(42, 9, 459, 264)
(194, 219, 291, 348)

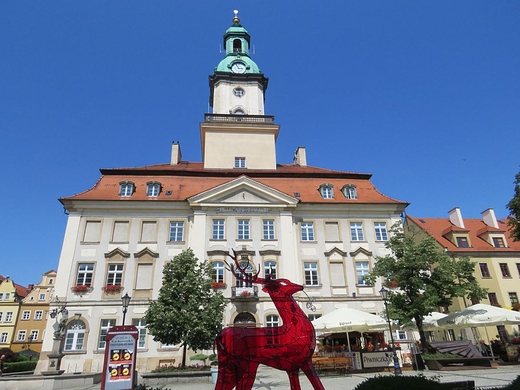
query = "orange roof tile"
(407, 215, 520, 253)
(61, 162, 407, 206)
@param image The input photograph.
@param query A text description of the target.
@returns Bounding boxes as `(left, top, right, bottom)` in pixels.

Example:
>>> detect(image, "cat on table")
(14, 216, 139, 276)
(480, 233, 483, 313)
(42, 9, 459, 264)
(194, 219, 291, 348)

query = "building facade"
(0, 276, 29, 350)
(37, 13, 407, 374)
(406, 207, 520, 340)
(10, 270, 56, 354)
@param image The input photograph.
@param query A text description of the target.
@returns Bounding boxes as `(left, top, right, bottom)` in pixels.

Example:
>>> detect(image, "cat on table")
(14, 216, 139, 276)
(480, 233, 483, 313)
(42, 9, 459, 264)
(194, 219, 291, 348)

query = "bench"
(312, 357, 351, 376)
(423, 358, 492, 371)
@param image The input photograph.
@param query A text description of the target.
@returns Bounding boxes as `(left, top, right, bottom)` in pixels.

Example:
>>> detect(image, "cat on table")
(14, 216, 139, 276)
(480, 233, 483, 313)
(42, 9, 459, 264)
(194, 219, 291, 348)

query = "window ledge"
(166, 241, 186, 245)
(64, 350, 87, 355)
(304, 284, 322, 288)
(301, 241, 317, 244)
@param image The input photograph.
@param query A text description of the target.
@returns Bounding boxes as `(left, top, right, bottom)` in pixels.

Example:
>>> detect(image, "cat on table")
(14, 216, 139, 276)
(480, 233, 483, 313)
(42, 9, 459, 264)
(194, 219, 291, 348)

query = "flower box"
(102, 285, 123, 294)
(71, 285, 92, 294)
(211, 282, 227, 289)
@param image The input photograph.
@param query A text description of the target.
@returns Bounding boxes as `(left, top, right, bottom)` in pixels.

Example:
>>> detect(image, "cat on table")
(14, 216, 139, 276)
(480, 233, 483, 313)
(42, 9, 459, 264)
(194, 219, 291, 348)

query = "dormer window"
(235, 157, 246, 168)
(119, 181, 135, 197)
(492, 237, 506, 248)
(456, 236, 470, 248)
(341, 184, 357, 199)
(146, 181, 162, 197)
(319, 184, 334, 199)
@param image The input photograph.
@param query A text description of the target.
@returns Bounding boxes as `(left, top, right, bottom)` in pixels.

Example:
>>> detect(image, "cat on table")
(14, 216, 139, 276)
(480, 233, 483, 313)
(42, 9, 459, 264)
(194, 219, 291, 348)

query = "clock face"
(231, 62, 246, 74)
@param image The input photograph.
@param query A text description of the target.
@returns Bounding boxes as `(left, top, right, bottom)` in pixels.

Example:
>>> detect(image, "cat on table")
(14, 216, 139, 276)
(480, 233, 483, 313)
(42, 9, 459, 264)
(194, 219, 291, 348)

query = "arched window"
(64, 319, 86, 351)
(233, 39, 241, 53)
(234, 312, 256, 325)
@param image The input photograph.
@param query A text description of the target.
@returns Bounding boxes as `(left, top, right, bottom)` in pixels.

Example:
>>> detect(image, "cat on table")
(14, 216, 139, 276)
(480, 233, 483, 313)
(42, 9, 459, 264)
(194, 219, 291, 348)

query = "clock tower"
(201, 11, 279, 170)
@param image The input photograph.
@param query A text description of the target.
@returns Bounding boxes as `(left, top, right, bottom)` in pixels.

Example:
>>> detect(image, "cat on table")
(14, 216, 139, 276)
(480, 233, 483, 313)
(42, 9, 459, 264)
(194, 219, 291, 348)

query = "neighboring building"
(11, 270, 56, 354)
(37, 12, 407, 374)
(0, 276, 29, 349)
(407, 208, 520, 340)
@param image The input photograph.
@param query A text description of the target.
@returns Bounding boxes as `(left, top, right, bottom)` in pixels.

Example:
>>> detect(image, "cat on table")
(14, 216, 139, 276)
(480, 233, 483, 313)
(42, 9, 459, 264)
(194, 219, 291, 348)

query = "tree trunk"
(182, 343, 187, 368)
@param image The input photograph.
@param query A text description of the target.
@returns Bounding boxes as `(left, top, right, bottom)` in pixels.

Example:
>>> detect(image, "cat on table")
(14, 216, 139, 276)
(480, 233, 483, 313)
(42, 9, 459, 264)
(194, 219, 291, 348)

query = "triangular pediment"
(324, 247, 347, 257)
(134, 247, 159, 259)
(104, 248, 130, 259)
(349, 247, 373, 258)
(188, 176, 298, 208)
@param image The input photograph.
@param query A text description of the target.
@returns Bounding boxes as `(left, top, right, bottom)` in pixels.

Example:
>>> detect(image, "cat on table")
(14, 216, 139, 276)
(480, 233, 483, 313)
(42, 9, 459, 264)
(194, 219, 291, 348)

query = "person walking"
(0, 354, 6, 376)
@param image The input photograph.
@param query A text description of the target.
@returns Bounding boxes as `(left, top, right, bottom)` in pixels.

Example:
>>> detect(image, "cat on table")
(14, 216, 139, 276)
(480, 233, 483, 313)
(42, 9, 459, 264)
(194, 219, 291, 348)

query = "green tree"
(506, 170, 520, 241)
(144, 249, 226, 367)
(367, 222, 487, 350)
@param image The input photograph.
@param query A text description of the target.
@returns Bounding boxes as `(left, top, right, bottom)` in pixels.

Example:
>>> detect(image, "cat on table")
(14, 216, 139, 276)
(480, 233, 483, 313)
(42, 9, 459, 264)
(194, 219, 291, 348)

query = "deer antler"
(226, 249, 265, 284)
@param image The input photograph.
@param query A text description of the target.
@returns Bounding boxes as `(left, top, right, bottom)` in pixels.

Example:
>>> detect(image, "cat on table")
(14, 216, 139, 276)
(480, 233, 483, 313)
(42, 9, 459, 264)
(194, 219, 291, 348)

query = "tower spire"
(233, 9, 240, 25)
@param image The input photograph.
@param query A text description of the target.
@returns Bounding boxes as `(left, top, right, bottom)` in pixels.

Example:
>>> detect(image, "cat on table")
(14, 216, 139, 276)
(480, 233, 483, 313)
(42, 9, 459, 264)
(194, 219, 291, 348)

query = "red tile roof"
(0, 275, 29, 298)
(61, 162, 407, 206)
(407, 215, 520, 253)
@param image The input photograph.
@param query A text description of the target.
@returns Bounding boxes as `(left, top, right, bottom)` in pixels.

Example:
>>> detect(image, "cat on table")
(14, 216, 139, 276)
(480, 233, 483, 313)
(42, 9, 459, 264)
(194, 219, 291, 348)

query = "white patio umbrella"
(437, 304, 520, 360)
(421, 312, 448, 331)
(311, 308, 388, 352)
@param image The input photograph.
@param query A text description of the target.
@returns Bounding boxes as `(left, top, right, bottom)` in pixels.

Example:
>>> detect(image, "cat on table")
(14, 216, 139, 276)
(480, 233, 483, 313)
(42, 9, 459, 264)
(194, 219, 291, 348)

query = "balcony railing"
(231, 286, 259, 300)
(205, 114, 275, 124)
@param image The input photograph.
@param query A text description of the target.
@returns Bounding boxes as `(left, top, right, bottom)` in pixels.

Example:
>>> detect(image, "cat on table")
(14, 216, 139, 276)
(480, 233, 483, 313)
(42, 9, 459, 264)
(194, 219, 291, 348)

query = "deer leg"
(216, 363, 236, 390)
(301, 361, 326, 390)
(287, 369, 302, 390)
(236, 362, 258, 390)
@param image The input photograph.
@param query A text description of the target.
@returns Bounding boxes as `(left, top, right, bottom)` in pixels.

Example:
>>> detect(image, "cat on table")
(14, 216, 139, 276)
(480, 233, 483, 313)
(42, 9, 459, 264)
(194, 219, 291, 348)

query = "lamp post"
(121, 293, 131, 325)
(379, 287, 402, 375)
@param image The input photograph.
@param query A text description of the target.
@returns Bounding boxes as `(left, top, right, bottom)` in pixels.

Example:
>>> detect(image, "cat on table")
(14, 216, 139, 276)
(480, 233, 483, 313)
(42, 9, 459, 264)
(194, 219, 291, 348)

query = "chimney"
(293, 146, 307, 167)
(170, 141, 182, 165)
(481, 208, 499, 228)
(448, 207, 465, 228)
(28, 284, 34, 291)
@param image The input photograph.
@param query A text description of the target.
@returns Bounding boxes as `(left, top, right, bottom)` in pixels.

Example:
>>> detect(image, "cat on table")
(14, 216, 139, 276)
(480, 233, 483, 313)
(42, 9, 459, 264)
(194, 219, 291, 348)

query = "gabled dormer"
(477, 208, 508, 248)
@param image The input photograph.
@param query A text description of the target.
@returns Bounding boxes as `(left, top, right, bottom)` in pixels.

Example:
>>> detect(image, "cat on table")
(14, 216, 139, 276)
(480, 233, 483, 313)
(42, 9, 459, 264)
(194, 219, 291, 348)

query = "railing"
(205, 113, 275, 124)
(231, 285, 259, 300)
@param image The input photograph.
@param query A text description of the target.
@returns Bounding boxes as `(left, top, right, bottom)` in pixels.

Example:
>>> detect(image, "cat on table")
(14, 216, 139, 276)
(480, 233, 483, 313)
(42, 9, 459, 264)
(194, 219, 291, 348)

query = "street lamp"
(121, 293, 131, 325)
(379, 287, 402, 375)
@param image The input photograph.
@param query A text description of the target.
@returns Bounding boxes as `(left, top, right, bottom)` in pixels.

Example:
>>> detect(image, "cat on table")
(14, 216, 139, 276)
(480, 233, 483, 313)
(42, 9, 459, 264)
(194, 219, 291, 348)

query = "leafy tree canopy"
(144, 249, 226, 366)
(366, 222, 487, 349)
(506, 170, 520, 241)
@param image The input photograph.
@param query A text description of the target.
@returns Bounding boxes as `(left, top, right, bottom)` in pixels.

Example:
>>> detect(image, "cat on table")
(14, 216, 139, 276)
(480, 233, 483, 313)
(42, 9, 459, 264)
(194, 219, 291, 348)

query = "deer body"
(214, 254, 325, 390)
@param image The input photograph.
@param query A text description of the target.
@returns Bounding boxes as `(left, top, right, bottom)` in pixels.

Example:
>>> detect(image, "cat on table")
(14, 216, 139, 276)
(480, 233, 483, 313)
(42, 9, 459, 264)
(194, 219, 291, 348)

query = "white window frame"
(213, 262, 225, 283)
(64, 320, 86, 351)
(356, 261, 370, 285)
(29, 330, 39, 341)
(237, 219, 250, 240)
(304, 262, 319, 286)
(5, 312, 13, 322)
(0, 293, 3, 300)
(301, 222, 315, 241)
(22, 310, 30, 320)
(169, 221, 184, 242)
(119, 182, 134, 197)
(342, 184, 357, 199)
(76, 263, 94, 286)
(0, 332, 8, 343)
(266, 315, 279, 327)
(98, 319, 117, 349)
(4, 293, 10, 301)
(106, 264, 124, 286)
(392, 330, 407, 340)
(264, 261, 277, 279)
(17, 330, 26, 341)
(146, 182, 161, 197)
(262, 219, 275, 240)
(132, 318, 147, 348)
(212, 219, 225, 240)
(374, 222, 388, 241)
(319, 184, 334, 199)
(38, 293, 46, 301)
(234, 157, 246, 168)
(350, 222, 365, 241)
(35, 310, 43, 320)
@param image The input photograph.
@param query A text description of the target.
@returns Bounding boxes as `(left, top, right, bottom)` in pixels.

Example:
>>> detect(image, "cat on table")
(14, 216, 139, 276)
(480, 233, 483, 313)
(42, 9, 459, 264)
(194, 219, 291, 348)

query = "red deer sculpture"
(214, 251, 325, 390)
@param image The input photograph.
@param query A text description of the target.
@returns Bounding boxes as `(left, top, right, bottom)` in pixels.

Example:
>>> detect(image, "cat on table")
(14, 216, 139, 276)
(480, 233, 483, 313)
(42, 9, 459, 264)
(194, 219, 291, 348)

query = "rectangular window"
(235, 157, 246, 168)
(132, 318, 147, 348)
(304, 262, 319, 286)
(22, 311, 30, 320)
(0, 312, 2, 322)
(30, 330, 39, 341)
(119, 183, 133, 197)
(350, 222, 365, 241)
(456, 237, 470, 248)
(213, 262, 225, 283)
(356, 261, 370, 285)
(112, 221, 129, 243)
(392, 330, 407, 340)
(17, 330, 26, 341)
(83, 220, 101, 242)
(488, 292, 499, 306)
(106, 264, 124, 285)
(479, 263, 491, 278)
(301, 222, 315, 241)
(35, 311, 43, 320)
(98, 319, 117, 349)
(135, 264, 153, 290)
(325, 222, 340, 242)
(212, 219, 225, 240)
(499, 263, 511, 278)
(374, 222, 388, 241)
(263, 219, 275, 240)
(76, 263, 94, 286)
(5, 312, 13, 322)
(321, 186, 333, 199)
(237, 219, 250, 240)
(4, 293, 9, 301)
(509, 292, 519, 305)
(264, 261, 277, 280)
(493, 237, 506, 248)
(169, 221, 184, 242)
(0, 293, 3, 300)
(38, 293, 46, 301)
(308, 314, 321, 322)
(147, 183, 160, 197)
(1, 332, 8, 343)
(141, 221, 157, 242)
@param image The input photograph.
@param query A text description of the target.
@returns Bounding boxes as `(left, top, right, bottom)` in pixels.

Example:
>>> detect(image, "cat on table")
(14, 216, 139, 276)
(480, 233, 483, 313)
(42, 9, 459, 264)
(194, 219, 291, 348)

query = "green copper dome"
(214, 11, 262, 74)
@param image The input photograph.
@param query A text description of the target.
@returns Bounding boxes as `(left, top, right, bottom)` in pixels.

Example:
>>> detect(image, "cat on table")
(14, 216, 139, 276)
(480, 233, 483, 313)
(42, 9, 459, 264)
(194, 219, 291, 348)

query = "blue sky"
(1, 1, 519, 288)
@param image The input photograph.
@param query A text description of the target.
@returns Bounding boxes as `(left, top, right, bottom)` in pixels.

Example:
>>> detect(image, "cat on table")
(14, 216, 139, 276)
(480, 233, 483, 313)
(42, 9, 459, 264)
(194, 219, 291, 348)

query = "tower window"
(233, 87, 245, 97)
(235, 157, 246, 168)
(233, 39, 241, 53)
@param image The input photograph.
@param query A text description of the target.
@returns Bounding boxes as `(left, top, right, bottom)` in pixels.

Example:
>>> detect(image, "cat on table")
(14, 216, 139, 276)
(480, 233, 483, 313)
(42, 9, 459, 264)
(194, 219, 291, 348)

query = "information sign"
(101, 325, 138, 390)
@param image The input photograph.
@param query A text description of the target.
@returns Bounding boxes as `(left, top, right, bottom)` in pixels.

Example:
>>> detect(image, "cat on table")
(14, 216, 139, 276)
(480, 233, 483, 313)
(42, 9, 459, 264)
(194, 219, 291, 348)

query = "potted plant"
(71, 285, 92, 294)
(102, 284, 123, 293)
(211, 281, 227, 289)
